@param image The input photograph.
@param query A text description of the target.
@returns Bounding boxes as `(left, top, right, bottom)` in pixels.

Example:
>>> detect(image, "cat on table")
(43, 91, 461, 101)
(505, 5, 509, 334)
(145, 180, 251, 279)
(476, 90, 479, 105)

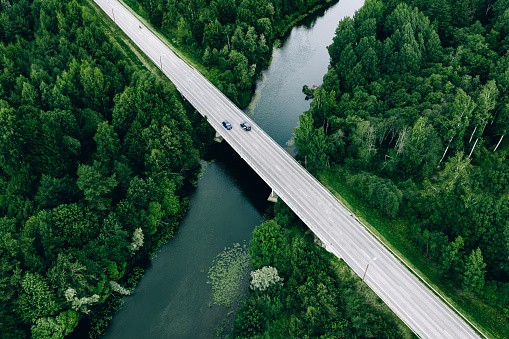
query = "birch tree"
(439, 89, 475, 163)
(468, 80, 498, 157)
(401, 117, 439, 176)
(493, 103, 508, 152)
(352, 120, 377, 165)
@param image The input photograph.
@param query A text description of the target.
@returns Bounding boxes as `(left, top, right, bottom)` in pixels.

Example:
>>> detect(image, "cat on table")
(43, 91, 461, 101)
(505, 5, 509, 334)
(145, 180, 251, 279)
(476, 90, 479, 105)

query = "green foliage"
(47, 252, 96, 298)
(94, 121, 120, 169)
(131, 0, 331, 107)
(439, 235, 465, 279)
(17, 272, 59, 323)
(30, 310, 79, 339)
(207, 243, 251, 307)
(463, 248, 487, 293)
(294, 111, 315, 160)
(273, 199, 296, 228)
(231, 218, 407, 338)
(0, 0, 204, 336)
(347, 172, 403, 217)
(34, 175, 77, 210)
(77, 161, 118, 211)
(52, 203, 99, 247)
(292, 1, 509, 331)
(87, 295, 123, 339)
(297, 0, 508, 178)
(228, 3, 509, 338)
(249, 220, 287, 271)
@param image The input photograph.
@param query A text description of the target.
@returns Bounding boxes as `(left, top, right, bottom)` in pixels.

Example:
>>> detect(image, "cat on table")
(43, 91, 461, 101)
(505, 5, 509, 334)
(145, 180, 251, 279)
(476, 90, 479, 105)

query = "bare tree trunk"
(439, 145, 450, 164)
(486, 2, 493, 15)
(469, 126, 477, 143)
(439, 137, 454, 164)
(490, 112, 497, 124)
(367, 127, 376, 157)
(468, 138, 479, 158)
(493, 134, 505, 152)
(395, 127, 408, 157)
(389, 129, 396, 144)
(454, 162, 469, 181)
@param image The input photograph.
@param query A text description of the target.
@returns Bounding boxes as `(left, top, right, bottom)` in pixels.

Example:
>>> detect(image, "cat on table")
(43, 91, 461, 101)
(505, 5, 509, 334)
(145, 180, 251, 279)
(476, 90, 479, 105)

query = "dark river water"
(101, 1, 364, 338)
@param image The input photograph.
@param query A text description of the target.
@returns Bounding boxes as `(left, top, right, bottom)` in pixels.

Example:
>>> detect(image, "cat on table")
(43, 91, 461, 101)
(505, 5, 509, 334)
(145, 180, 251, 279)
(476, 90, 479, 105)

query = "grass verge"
(109, 0, 231, 90)
(86, 0, 180, 95)
(104, 0, 341, 109)
(318, 165, 508, 339)
(329, 255, 417, 339)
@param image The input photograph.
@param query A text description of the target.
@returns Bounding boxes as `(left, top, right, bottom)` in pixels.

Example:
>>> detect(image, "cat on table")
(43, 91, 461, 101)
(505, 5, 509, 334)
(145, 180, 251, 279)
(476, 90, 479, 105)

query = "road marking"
(95, 2, 483, 337)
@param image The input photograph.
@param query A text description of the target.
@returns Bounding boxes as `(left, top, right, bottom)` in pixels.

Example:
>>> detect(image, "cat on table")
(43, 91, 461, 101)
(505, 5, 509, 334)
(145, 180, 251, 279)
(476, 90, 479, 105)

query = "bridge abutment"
(267, 189, 278, 203)
(213, 132, 223, 143)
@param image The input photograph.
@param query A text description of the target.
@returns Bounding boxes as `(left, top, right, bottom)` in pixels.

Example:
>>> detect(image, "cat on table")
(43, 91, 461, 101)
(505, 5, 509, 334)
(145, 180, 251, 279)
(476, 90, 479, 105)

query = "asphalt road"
(94, 1, 483, 337)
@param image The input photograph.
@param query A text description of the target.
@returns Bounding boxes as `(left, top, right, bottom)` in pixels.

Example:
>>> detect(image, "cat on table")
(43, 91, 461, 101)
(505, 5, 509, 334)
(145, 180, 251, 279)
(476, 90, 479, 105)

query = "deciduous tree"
(463, 248, 487, 293)
(77, 161, 118, 211)
(249, 220, 287, 270)
(17, 272, 59, 323)
(439, 236, 465, 279)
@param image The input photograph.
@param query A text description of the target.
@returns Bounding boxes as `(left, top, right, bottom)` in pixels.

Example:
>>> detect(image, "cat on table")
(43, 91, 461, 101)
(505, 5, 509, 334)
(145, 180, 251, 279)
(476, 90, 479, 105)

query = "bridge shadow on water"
(69, 140, 273, 339)
(204, 141, 273, 215)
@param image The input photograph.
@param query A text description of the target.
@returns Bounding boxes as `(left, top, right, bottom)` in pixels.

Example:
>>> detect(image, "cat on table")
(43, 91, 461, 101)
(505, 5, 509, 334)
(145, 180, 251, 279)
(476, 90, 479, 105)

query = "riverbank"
(82, 1, 368, 337)
(227, 203, 415, 338)
(114, 0, 341, 108)
(99, 146, 270, 338)
(274, 0, 340, 38)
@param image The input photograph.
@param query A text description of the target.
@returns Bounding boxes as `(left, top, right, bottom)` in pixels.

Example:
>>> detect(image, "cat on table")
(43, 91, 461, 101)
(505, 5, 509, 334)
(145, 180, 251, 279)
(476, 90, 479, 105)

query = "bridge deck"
(94, 1, 482, 337)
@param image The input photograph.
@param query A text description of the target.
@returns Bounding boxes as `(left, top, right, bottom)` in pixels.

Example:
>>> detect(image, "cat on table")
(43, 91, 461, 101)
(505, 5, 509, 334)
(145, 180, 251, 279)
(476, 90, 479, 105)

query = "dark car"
(222, 120, 232, 130)
(240, 122, 251, 131)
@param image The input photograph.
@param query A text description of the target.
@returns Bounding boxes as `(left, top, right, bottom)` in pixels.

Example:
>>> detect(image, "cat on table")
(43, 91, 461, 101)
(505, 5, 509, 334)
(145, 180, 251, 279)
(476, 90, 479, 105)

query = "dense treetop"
(0, 0, 206, 337)
(230, 205, 408, 338)
(132, 0, 338, 106)
(295, 0, 509, 323)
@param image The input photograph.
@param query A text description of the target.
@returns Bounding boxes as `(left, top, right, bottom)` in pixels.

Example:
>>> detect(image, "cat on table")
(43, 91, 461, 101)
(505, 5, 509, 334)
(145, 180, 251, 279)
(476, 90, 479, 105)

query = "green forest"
(293, 0, 509, 335)
(0, 0, 210, 337)
(1, 0, 390, 338)
(228, 202, 410, 338)
(2, 0, 509, 337)
(125, 0, 338, 106)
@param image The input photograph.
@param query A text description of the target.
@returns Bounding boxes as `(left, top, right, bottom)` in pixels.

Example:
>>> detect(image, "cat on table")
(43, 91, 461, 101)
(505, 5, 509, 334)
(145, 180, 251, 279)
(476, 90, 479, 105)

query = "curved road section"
(94, 0, 482, 338)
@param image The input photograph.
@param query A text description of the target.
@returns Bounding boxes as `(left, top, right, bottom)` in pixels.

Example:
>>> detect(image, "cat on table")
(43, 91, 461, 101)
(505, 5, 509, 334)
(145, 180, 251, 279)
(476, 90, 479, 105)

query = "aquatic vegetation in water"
(207, 243, 251, 307)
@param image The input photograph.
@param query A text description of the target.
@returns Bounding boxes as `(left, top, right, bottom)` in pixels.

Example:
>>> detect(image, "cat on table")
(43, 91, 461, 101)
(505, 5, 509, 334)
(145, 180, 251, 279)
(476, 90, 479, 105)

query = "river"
(101, 1, 364, 338)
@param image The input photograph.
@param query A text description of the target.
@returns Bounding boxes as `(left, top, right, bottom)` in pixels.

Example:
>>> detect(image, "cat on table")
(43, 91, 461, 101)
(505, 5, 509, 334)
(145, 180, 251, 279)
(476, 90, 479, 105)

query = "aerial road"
(94, 0, 484, 337)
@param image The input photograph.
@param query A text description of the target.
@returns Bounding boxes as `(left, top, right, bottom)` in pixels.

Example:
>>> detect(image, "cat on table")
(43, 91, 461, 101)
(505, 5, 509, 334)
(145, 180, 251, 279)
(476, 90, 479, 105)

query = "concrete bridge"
(94, 1, 483, 337)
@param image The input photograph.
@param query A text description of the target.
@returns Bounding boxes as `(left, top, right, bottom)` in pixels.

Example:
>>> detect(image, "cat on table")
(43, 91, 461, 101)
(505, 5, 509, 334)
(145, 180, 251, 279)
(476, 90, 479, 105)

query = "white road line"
(94, 1, 484, 337)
